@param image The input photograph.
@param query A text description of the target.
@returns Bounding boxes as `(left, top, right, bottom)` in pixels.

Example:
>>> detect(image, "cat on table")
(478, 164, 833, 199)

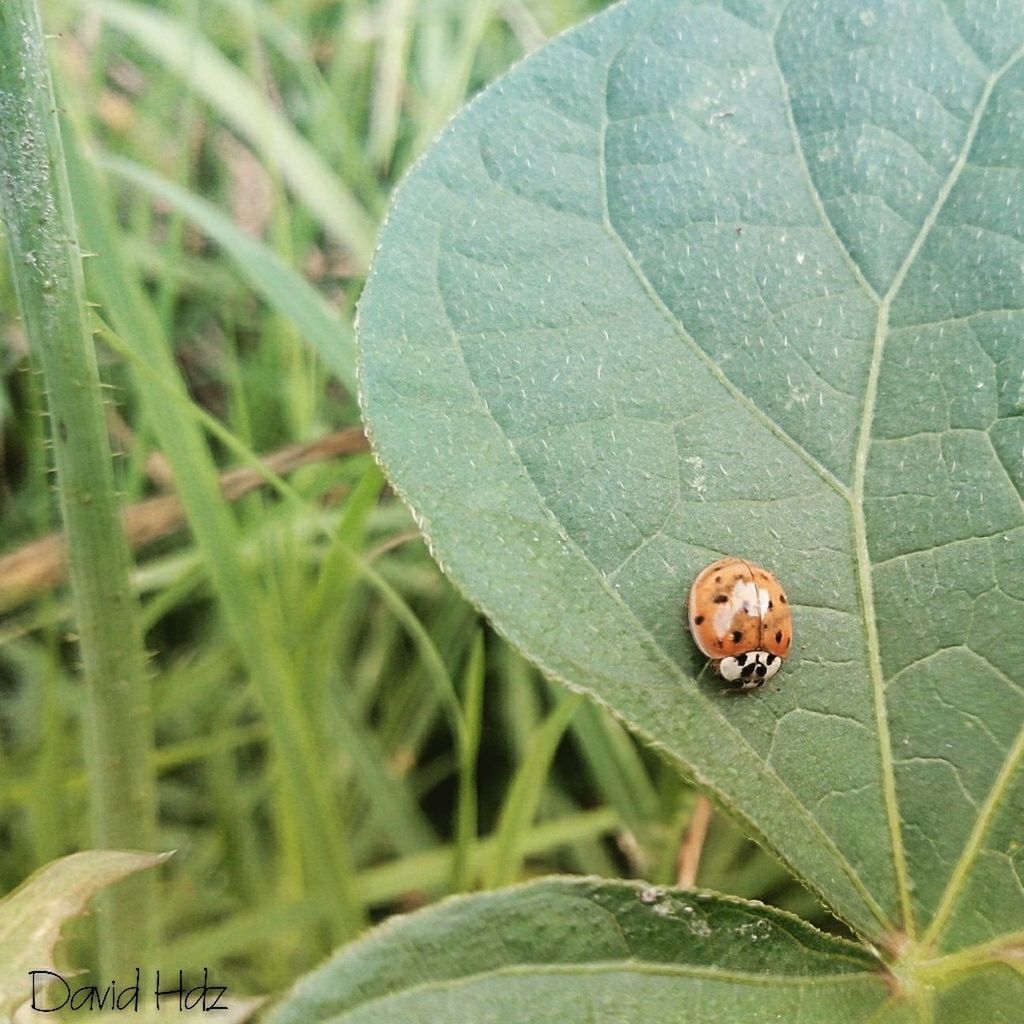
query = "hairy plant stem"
(0, 0, 156, 975)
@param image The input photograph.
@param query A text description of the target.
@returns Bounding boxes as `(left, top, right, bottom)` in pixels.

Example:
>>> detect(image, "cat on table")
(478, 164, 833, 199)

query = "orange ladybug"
(687, 557, 793, 689)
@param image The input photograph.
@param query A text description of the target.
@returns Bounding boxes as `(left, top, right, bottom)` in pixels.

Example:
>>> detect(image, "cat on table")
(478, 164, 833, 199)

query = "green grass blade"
(86, 0, 377, 267)
(208, 0, 384, 211)
(368, 0, 416, 170)
(362, 806, 619, 907)
(412, 0, 497, 156)
(451, 630, 485, 890)
(483, 690, 583, 889)
(100, 153, 356, 392)
(568, 700, 660, 852)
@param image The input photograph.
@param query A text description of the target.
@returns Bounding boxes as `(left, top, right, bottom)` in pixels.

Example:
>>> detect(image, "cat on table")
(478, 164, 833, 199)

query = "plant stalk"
(0, 0, 156, 976)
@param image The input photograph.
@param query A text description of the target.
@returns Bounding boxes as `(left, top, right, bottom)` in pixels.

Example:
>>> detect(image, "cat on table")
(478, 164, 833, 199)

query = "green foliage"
(4, 0, 1019, 1018)
(350, 0, 1024, 1015)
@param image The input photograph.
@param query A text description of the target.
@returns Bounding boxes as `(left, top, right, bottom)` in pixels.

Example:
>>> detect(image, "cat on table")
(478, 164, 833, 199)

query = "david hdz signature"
(29, 968, 229, 1013)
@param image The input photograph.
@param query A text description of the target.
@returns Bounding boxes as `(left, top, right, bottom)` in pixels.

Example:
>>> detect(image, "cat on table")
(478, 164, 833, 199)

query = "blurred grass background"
(0, 0, 832, 997)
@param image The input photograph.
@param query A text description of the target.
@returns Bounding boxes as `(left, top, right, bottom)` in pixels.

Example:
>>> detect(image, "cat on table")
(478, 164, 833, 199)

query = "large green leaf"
(271, 876, 1024, 1022)
(266, 878, 892, 1024)
(358, 0, 1024, 966)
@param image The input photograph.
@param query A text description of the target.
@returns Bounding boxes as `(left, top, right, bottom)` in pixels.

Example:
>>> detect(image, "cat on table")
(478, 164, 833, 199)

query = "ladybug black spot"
(713, 594, 728, 603)
(714, 575, 722, 583)
(731, 630, 743, 643)
(775, 630, 783, 643)
(768, 600, 774, 610)
(765, 654, 776, 665)
(694, 615, 705, 625)
(736, 654, 748, 666)
(779, 594, 787, 604)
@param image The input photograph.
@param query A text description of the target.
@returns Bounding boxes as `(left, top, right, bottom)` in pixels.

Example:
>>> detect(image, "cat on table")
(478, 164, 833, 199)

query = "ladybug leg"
(710, 660, 740, 696)
(712, 665, 746, 695)
(719, 674, 768, 697)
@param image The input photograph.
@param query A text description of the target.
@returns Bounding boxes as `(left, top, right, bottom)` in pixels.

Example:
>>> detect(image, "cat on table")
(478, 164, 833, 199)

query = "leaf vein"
(922, 719, 1024, 947)
(770, 23, 882, 303)
(892, 307, 1024, 332)
(853, 40, 1024, 941)
(600, 105, 849, 498)
(870, 525, 1022, 568)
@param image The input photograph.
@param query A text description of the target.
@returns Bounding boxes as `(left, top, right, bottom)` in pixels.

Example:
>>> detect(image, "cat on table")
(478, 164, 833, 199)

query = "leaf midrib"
(596, 8, 1024, 946)
(894, 40, 1024, 946)
(595, 24, 889, 934)
(851, 42, 1024, 947)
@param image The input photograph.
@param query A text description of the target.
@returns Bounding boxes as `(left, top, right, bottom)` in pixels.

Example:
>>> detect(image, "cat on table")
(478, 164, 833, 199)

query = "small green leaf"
(265, 878, 888, 1024)
(358, 0, 1024, 965)
(0, 850, 168, 1022)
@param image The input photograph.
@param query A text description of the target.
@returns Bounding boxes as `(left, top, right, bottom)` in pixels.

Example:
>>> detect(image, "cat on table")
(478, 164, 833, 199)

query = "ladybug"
(686, 557, 793, 689)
